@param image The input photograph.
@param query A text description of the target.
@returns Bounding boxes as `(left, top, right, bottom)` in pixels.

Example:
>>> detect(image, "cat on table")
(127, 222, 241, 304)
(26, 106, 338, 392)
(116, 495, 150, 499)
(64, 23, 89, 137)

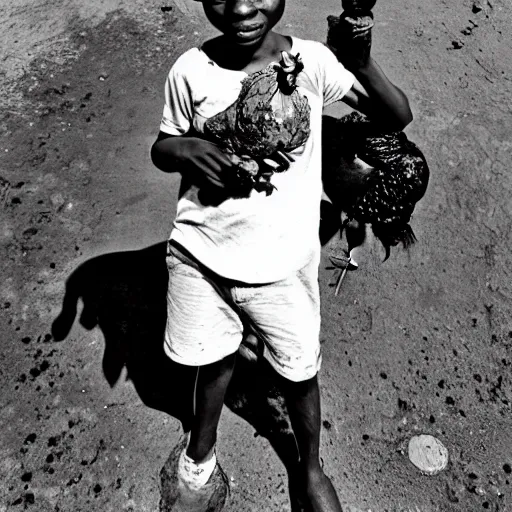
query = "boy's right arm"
(151, 131, 233, 190)
(341, 58, 413, 132)
(154, 51, 233, 190)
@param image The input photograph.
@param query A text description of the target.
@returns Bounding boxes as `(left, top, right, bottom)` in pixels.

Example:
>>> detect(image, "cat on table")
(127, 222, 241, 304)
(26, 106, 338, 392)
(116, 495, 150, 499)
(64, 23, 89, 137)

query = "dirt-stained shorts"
(164, 243, 321, 382)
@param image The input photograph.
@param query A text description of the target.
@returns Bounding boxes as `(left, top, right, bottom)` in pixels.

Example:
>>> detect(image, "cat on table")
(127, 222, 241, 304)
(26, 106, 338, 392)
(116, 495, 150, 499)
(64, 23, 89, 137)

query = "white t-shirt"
(160, 37, 355, 283)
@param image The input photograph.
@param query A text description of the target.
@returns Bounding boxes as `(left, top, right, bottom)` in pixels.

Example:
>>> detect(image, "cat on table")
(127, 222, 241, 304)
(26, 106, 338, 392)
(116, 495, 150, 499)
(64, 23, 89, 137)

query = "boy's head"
(196, 0, 286, 47)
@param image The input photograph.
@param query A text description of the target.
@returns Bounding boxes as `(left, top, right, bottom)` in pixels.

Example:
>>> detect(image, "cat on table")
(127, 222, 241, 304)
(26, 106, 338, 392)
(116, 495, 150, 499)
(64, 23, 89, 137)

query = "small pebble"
(408, 434, 449, 475)
(50, 193, 65, 210)
(21, 472, 32, 482)
(24, 433, 37, 445)
(472, 1, 483, 13)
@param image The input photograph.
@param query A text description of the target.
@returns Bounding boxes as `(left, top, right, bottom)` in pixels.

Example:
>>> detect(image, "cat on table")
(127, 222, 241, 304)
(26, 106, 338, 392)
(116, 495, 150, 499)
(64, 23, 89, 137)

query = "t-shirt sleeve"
(159, 54, 194, 135)
(317, 44, 356, 106)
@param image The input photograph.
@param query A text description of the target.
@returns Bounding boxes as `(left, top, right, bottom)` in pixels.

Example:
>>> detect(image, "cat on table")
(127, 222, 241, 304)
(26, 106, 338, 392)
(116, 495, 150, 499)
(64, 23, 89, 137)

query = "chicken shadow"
(51, 240, 338, 510)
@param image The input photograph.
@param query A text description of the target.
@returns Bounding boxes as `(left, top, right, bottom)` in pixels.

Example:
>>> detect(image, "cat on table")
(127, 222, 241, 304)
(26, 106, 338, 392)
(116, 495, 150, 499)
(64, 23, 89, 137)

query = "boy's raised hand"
(151, 134, 234, 189)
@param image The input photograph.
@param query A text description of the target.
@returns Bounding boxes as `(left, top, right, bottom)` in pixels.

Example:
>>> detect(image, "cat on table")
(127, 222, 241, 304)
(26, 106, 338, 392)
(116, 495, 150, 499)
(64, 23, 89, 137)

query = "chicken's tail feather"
(372, 222, 417, 262)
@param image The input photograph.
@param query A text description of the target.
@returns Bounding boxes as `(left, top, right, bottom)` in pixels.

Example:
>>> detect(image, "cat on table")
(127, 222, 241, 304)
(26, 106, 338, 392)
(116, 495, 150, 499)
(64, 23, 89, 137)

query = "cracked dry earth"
(1, 0, 512, 511)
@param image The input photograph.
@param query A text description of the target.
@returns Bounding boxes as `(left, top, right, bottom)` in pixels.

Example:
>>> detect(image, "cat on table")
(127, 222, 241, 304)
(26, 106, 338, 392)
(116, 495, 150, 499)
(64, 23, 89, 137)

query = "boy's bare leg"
(186, 352, 237, 463)
(283, 375, 343, 512)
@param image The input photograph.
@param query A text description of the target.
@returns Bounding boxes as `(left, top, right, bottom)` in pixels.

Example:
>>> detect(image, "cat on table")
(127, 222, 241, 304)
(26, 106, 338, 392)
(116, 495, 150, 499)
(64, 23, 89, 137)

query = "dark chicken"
(322, 112, 430, 262)
(203, 51, 311, 197)
(324, 0, 429, 263)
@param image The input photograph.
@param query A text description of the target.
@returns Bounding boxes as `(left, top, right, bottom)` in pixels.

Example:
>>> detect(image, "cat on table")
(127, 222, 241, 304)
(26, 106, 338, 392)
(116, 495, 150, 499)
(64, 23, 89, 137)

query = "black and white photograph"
(0, 0, 511, 510)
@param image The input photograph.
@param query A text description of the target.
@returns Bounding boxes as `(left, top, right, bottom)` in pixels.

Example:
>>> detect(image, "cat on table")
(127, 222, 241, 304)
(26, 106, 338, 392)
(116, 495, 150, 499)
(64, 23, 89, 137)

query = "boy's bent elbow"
(387, 94, 413, 131)
(150, 133, 178, 172)
(150, 142, 165, 171)
(402, 99, 414, 127)
(392, 91, 413, 130)
(397, 108, 413, 130)
(380, 109, 412, 132)
(150, 141, 163, 170)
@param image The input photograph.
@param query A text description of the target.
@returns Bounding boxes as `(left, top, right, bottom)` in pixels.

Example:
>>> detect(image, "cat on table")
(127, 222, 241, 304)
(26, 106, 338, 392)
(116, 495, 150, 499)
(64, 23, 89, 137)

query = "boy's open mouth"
(232, 22, 265, 41)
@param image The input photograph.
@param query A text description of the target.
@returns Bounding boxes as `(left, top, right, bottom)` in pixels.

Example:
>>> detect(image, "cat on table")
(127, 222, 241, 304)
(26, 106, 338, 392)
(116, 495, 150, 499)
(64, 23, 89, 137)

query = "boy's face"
(199, 0, 286, 47)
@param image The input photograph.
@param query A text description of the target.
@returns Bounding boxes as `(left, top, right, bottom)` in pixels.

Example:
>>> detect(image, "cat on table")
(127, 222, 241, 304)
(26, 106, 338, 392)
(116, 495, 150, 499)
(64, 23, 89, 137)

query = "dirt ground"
(1, 0, 511, 511)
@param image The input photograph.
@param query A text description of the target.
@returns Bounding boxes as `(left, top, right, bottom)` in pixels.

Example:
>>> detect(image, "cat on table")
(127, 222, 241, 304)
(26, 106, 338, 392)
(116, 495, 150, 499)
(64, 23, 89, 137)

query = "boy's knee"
(265, 352, 321, 384)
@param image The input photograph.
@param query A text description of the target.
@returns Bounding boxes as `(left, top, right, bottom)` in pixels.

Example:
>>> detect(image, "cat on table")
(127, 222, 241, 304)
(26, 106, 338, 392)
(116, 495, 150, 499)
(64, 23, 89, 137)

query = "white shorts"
(164, 243, 321, 382)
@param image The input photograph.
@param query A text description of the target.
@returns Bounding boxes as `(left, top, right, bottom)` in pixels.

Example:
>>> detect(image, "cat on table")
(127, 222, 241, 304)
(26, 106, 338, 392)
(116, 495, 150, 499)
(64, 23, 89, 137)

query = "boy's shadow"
(51, 242, 199, 426)
(52, 240, 330, 510)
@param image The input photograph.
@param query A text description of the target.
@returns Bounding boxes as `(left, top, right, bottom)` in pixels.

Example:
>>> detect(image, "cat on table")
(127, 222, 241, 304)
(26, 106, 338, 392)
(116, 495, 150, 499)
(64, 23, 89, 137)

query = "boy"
(151, 1, 412, 510)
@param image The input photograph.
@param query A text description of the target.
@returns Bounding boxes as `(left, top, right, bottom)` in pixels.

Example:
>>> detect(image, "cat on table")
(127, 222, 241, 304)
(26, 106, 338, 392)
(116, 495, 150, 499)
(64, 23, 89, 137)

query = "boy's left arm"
(342, 57, 413, 131)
